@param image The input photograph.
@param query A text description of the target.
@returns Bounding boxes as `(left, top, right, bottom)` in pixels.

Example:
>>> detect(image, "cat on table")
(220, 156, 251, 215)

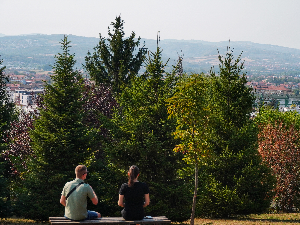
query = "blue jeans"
(86, 210, 99, 220)
(64, 210, 98, 220)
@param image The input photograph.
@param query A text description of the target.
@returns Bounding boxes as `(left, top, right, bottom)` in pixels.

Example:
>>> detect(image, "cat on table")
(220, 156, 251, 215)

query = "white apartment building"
(13, 88, 44, 113)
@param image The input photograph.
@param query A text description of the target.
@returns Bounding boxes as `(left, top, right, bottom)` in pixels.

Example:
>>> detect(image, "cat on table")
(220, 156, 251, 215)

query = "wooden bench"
(49, 216, 171, 225)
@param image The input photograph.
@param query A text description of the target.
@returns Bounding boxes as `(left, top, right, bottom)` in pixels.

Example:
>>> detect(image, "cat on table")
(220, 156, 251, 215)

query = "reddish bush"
(258, 121, 300, 211)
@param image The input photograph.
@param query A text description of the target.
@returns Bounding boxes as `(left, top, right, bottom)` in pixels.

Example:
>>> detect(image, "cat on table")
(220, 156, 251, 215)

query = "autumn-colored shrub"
(258, 121, 300, 212)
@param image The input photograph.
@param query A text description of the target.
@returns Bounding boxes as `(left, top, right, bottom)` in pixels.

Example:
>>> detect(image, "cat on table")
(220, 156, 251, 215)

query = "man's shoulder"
(64, 179, 85, 187)
(82, 183, 92, 189)
(64, 179, 75, 186)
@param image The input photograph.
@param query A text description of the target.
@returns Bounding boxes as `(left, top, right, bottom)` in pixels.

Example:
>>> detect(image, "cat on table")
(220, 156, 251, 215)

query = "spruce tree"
(108, 48, 190, 221)
(0, 57, 16, 153)
(16, 36, 97, 220)
(85, 15, 145, 93)
(196, 48, 275, 217)
(0, 57, 16, 217)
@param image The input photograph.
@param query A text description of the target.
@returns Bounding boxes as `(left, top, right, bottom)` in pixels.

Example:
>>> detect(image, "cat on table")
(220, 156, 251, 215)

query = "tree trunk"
(190, 157, 198, 225)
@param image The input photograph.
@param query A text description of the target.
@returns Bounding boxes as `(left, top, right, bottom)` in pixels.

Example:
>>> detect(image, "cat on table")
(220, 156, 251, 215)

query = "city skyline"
(1, 0, 300, 50)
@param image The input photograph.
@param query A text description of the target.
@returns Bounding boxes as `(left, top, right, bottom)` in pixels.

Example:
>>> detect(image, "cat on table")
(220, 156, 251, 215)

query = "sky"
(1, 0, 300, 49)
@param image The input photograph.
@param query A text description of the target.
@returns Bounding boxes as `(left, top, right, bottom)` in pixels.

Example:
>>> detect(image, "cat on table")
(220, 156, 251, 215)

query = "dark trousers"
(121, 208, 144, 221)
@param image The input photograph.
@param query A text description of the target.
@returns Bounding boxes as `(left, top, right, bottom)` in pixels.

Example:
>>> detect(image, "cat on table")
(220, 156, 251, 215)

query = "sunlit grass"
(1, 213, 300, 224)
(0, 218, 47, 224)
(178, 213, 300, 225)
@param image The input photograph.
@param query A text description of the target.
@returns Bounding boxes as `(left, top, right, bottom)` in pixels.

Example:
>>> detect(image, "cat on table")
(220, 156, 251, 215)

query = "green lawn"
(180, 213, 300, 225)
(1, 213, 300, 225)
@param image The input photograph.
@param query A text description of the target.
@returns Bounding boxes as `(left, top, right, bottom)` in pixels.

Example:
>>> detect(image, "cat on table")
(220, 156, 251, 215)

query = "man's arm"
(90, 187, 98, 205)
(60, 195, 66, 207)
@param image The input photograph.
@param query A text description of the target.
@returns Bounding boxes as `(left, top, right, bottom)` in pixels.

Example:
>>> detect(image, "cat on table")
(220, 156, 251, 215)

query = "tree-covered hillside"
(1, 34, 300, 75)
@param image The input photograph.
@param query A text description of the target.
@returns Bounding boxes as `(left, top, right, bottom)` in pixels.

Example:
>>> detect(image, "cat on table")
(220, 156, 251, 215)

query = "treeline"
(1, 16, 300, 223)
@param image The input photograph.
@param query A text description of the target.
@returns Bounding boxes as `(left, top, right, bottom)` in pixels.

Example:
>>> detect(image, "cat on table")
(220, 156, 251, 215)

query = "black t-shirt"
(119, 182, 149, 220)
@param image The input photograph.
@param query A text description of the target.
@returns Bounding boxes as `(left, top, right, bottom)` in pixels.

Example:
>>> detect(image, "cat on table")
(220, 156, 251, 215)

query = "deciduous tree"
(256, 107, 300, 212)
(167, 73, 211, 225)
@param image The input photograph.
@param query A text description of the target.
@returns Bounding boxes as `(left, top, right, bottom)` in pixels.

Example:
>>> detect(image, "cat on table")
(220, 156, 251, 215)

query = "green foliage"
(147, 180, 191, 222)
(14, 36, 98, 221)
(167, 73, 213, 223)
(167, 73, 211, 158)
(85, 15, 145, 93)
(84, 160, 124, 217)
(0, 56, 17, 151)
(209, 49, 256, 154)
(107, 47, 189, 221)
(0, 161, 12, 218)
(0, 56, 17, 218)
(168, 48, 275, 219)
(197, 142, 275, 217)
(196, 49, 276, 217)
(31, 36, 95, 173)
(256, 106, 300, 128)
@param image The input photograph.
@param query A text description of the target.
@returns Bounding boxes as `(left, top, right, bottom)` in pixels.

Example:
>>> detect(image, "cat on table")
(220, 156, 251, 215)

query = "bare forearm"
(60, 195, 66, 207)
(91, 195, 98, 205)
(118, 195, 125, 207)
(143, 194, 150, 208)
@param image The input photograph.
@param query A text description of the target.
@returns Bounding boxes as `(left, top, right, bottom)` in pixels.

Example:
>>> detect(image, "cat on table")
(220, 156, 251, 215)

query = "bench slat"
(49, 216, 171, 225)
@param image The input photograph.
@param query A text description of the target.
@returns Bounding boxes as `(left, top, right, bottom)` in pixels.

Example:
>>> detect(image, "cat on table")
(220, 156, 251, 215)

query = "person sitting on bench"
(118, 165, 150, 220)
(60, 165, 101, 220)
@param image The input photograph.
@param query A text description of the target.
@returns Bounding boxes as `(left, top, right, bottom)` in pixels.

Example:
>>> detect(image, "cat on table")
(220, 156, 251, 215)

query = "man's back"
(61, 178, 95, 220)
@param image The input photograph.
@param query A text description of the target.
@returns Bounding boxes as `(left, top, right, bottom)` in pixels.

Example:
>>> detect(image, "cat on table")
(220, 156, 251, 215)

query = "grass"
(0, 218, 47, 224)
(177, 213, 300, 225)
(1, 214, 300, 224)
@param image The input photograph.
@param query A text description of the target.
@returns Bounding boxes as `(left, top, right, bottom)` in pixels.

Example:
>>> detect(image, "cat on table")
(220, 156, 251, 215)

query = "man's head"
(75, 165, 88, 179)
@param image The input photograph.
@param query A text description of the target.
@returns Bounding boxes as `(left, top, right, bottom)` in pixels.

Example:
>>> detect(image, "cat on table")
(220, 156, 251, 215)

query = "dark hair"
(128, 165, 139, 187)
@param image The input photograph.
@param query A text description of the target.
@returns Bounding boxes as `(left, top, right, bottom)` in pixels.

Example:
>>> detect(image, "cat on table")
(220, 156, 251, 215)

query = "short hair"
(75, 165, 87, 178)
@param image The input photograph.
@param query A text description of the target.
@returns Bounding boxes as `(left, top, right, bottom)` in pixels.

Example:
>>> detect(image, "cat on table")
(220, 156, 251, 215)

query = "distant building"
(13, 88, 44, 113)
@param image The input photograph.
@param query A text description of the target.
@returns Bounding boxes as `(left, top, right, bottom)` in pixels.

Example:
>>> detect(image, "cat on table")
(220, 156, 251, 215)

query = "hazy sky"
(1, 0, 300, 49)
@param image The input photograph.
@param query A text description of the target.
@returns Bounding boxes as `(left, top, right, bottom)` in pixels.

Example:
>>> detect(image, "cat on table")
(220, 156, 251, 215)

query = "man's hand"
(60, 195, 66, 207)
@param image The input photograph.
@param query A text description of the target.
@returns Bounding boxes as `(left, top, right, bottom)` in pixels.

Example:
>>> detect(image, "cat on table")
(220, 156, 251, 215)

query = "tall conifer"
(196, 48, 275, 217)
(17, 36, 96, 220)
(85, 16, 145, 93)
(0, 57, 16, 217)
(108, 48, 190, 221)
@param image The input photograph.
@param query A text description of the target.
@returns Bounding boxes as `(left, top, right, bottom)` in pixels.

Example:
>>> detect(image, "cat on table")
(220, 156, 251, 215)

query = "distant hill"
(1, 34, 300, 76)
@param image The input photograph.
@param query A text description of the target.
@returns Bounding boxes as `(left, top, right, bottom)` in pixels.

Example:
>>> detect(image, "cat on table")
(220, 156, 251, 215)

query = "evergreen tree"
(0, 57, 16, 217)
(108, 48, 190, 221)
(0, 57, 17, 154)
(85, 15, 145, 93)
(195, 48, 275, 217)
(15, 36, 97, 220)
